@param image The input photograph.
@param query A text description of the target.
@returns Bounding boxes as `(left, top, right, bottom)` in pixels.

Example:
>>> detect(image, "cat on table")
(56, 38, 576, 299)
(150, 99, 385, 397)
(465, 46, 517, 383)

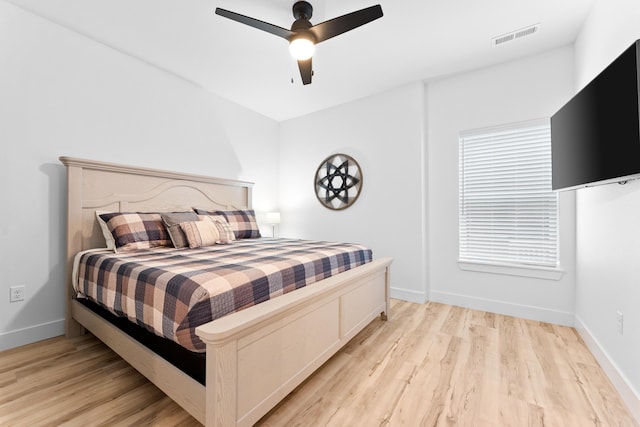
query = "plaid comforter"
(75, 238, 372, 352)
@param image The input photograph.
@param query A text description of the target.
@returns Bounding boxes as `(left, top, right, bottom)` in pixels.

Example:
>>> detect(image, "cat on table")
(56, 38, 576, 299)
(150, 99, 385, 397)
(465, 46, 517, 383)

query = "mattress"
(74, 238, 372, 352)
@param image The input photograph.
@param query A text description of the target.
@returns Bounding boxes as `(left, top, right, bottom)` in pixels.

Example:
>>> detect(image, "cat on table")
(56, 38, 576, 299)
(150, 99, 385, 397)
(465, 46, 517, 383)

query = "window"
(459, 119, 558, 269)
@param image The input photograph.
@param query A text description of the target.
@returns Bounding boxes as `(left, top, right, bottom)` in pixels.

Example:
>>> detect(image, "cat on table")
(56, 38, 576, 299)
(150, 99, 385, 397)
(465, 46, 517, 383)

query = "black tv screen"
(551, 40, 640, 191)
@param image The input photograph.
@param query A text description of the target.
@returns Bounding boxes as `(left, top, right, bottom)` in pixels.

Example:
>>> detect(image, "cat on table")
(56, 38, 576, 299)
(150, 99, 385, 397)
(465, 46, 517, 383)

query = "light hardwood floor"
(1, 300, 637, 426)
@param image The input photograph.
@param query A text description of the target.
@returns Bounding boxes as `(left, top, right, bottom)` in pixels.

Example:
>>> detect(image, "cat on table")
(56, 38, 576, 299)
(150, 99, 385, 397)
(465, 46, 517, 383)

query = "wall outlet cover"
(10, 286, 25, 302)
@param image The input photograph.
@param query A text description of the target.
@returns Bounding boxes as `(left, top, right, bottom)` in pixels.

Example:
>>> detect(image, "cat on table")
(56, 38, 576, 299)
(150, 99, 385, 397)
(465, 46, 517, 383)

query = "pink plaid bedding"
(75, 238, 372, 352)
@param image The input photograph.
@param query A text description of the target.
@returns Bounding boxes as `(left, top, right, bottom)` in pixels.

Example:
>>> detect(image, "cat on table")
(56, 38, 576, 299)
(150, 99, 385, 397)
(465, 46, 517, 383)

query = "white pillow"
(95, 210, 115, 250)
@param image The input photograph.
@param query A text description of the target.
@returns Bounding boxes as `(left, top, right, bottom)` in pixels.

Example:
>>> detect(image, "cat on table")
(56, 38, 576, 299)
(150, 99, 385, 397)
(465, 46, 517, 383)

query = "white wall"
(0, 2, 279, 351)
(278, 83, 427, 303)
(572, 0, 640, 417)
(426, 46, 577, 325)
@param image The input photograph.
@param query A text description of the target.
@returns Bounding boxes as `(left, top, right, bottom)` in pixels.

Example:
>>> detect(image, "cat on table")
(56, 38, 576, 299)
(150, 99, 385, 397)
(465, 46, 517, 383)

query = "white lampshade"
(289, 38, 315, 60)
(265, 212, 281, 225)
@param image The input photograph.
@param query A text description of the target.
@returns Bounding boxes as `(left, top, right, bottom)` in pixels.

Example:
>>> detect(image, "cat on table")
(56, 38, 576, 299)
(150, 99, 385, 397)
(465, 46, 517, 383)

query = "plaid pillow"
(180, 220, 220, 248)
(98, 212, 171, 252)
(197, 215, 236, 244)
(194, 208, 261, 239)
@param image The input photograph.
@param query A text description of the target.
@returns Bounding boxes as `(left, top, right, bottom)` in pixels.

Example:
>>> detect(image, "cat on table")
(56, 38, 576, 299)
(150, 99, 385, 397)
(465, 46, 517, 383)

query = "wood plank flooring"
(1, 300, 637, 426)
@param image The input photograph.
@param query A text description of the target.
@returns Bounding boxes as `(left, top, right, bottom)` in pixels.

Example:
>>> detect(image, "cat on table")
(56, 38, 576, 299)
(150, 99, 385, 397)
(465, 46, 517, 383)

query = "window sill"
(457, 260, 565, 281)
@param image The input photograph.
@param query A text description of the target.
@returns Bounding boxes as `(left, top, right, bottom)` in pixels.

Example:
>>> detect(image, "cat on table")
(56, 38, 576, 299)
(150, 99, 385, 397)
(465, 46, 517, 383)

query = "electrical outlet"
(616, 311, 624, 335)
(9, 286, 24, 302)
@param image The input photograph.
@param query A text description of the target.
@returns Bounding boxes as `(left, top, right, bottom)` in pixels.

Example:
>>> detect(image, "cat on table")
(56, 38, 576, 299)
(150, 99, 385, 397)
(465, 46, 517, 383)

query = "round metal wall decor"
(314, 153, 362, 210)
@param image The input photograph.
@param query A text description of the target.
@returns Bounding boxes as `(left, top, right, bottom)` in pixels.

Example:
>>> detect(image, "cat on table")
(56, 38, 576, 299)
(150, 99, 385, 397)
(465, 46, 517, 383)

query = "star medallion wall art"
(314, 153, 362, 210)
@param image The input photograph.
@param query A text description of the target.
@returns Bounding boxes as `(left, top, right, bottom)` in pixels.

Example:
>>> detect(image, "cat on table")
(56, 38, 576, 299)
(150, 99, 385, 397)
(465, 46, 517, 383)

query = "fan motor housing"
(292, 1, 313, 20)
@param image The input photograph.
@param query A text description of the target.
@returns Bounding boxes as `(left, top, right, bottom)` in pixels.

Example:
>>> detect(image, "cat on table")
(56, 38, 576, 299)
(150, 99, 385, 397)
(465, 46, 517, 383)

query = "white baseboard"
(0, 319, 65, 352)
(390, 286, 427, 304)
(575, 315, 640, 423)
(429, 290, 575, 326)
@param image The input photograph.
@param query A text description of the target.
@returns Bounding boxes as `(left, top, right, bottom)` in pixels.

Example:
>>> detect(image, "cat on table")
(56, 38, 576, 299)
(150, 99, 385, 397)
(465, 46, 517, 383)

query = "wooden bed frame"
(60, 156, 392, 426)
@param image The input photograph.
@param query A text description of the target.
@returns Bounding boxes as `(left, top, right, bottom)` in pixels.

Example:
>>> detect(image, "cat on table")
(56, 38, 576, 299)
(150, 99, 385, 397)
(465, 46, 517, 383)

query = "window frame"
(457, 119, 564, 280)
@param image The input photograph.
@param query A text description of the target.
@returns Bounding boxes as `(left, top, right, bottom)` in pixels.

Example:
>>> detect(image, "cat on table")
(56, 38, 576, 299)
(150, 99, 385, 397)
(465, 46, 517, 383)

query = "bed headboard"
(60, 156, 254, 336)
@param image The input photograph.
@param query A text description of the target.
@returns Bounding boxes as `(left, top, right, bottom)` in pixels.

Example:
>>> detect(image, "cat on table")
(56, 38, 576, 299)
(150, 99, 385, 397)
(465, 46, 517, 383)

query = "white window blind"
(459, 120, 558, 268)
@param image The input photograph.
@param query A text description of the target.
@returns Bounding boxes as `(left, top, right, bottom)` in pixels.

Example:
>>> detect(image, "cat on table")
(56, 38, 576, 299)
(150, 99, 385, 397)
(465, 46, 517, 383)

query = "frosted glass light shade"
(265, 212, 281, 224)
(289, 38, 315, 60)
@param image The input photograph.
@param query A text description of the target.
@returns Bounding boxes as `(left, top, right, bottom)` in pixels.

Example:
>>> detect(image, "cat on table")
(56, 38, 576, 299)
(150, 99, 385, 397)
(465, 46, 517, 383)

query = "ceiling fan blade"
(298, 58, 313, 85)
(309, 5, 383, 44)
(215, 8, 295, 40)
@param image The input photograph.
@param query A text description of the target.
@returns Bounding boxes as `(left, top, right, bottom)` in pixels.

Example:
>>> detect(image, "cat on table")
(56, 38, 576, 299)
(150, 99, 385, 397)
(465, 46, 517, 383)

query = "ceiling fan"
(215, 2, 383, 85)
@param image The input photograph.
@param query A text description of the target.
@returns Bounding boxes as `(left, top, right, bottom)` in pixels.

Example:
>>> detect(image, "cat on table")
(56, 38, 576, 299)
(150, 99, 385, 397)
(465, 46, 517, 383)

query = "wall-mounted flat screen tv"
(551, 39, 640, 191)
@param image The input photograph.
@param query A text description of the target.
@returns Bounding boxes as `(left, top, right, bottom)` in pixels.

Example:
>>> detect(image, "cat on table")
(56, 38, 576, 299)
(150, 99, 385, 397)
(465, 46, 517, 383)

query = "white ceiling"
(9, 0, 594, 121)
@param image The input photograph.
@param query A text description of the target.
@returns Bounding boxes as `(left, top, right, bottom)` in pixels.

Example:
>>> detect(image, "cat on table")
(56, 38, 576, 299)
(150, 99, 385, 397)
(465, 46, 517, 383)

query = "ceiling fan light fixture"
(289, 36, 315, 60)
(215, 3, 383, 84)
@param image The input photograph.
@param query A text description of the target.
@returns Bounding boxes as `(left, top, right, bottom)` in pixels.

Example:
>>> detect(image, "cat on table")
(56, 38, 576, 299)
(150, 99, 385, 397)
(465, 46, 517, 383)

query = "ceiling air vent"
(492, 23, 540, 46)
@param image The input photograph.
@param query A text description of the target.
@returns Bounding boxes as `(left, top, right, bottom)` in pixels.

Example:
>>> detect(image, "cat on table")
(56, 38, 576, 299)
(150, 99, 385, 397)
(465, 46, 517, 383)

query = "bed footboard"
(196, 257, 392, 427)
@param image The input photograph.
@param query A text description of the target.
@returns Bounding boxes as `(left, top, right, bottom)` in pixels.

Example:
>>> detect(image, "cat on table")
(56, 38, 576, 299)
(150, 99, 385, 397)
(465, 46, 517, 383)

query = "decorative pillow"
(198, 215, 236, 244)
(180, 220, 221, 248)
(161, 211, 199, 248)
(193, 208, 261, 239)
(98, 212, 171, 252)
